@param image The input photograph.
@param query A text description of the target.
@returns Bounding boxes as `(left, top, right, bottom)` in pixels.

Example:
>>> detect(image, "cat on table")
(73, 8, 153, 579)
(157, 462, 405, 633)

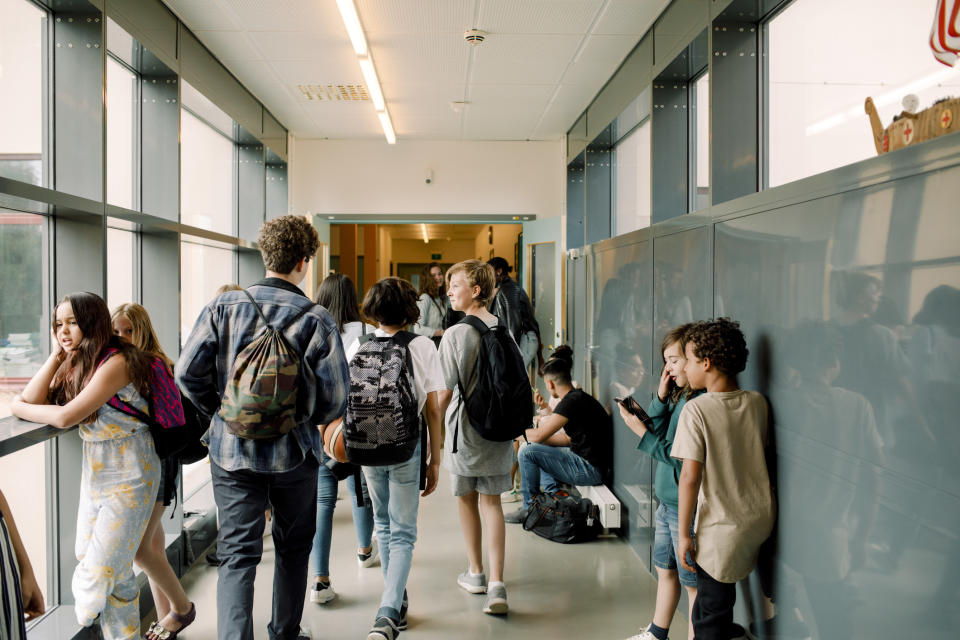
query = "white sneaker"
(500, 488, 521, 503)
(309, 581, 336, 604)
(358, 538, 380, 568)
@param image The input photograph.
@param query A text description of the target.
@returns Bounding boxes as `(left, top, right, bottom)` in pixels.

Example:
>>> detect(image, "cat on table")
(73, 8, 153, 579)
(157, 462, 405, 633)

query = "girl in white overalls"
(11, 292, 159, 640)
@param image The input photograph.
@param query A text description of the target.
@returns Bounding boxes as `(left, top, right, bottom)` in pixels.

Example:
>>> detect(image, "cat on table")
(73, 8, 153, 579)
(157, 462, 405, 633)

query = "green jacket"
(637, 391, 702, 510)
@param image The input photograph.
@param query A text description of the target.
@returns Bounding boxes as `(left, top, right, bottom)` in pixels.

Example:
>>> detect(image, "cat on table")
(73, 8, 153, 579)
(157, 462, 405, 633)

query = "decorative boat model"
(865, 95, 960, 154)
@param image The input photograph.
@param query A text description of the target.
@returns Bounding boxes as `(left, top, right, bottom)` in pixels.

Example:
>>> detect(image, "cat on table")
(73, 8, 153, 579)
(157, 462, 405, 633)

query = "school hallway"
(174, 473, 682, 640)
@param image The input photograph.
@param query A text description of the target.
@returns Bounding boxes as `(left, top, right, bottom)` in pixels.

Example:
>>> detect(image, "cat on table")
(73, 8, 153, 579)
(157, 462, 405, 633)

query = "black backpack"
(522, 493, 603, 544)
(344, 331, 423, 466)
(452, 315, 533, 453)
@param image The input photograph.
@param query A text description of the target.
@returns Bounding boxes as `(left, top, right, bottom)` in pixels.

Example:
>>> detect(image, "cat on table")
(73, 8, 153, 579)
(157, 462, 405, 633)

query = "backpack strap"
(451, 316, 489, 454)
(243, 288, 312, 333)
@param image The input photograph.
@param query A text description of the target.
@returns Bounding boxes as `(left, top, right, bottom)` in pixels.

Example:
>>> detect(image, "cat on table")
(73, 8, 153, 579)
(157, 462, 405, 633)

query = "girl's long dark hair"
(418, 262, 444, 298)
(50, 293, 154, 417)
(315, 274, 362, 332)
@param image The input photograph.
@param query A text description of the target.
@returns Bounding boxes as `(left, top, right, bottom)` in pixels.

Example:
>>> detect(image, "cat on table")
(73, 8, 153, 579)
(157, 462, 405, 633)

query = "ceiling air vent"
(297, 84, 370, 102)
(464, 29, 487, 45)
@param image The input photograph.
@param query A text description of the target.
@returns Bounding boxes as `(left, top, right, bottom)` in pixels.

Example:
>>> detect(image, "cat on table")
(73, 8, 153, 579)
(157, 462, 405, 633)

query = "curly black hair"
(362, 277, 421, 327)
(683, 318, 749, 377)
(258, 215, 319, 274)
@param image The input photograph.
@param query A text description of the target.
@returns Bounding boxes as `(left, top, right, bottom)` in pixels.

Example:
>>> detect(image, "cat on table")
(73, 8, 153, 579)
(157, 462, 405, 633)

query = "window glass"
(693, 72, 710, 210)
(767, 0, 960, 187)
(0, 211, 51, 608)
(612, 120, 651, 236)
(0, 0, 47, 185)
(106, 57, 137, 209)
(106, 223, 135, 309)
(181, 110, 233, 233)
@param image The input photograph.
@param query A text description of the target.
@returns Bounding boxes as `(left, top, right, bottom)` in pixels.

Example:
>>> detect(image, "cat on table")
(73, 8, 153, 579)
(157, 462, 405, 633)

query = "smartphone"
(615, 396, 653, 427)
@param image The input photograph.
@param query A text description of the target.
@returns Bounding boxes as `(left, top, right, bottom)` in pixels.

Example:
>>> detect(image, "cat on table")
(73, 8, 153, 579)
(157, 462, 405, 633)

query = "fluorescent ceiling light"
(421, 223, 429, 244)
(378, 111, 396, 145)
(335, 0, 367, 56)
(359, 58, 385, 111)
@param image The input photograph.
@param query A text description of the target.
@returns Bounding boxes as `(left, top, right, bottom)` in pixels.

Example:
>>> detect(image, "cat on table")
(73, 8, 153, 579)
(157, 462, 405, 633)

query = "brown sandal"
(144, 602, 196, 640)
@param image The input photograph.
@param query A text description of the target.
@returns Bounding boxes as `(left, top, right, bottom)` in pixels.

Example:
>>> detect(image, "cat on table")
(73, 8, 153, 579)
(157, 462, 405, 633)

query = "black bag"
(110, 394, 193, 460)
(452, 315, 533, 453)
(177, 394, 211, 464)
(522, 492, 603, 544)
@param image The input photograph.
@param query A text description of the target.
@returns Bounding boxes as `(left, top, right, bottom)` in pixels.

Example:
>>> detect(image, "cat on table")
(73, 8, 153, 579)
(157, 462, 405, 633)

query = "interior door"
(521, 217, 563, 396)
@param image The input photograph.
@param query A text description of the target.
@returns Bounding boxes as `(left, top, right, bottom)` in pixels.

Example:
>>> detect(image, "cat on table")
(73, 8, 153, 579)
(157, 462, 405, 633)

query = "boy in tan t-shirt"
(671, 319, 775, 640)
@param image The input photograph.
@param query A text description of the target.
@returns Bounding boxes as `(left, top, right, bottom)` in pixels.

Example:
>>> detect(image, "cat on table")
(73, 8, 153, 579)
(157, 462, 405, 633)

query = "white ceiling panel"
(372, 33, 470, 86)
(477, 0, 604, 34)
(357, 0, 476, 35)
(561, 34, 638, 86)
(193, 30, 262, 62)
(470, 34, 581, 85)
(270, 58, 364, 86)
(594, 0, 670, 36)
(248, 31, 346, 61)
(160, 0, 673, 141)
(217, 0, 330, 33)
(164, 0, 241, 31)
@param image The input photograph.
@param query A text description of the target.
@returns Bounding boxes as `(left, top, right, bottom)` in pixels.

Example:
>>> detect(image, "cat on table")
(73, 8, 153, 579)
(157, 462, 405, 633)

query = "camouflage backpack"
(218, 290, 309, 440)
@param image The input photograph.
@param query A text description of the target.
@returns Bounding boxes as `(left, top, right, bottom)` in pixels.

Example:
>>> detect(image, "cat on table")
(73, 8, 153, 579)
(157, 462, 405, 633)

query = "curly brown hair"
(257, 215, 319, 274)
(683, 318, 749, 377)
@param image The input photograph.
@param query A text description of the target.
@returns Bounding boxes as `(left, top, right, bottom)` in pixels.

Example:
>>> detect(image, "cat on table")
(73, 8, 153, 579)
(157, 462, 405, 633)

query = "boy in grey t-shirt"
(438, 260, 513, 616)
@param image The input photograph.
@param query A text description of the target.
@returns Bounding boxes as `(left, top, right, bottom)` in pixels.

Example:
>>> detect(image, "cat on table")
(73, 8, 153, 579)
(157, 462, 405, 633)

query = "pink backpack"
(100, 349, 185, 428)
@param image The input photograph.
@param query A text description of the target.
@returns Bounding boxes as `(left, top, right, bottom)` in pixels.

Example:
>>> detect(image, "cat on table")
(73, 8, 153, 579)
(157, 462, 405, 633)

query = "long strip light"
(421, 223, 429, 244)
(336, 0, 395, 144)
(335, 0, 367, 56)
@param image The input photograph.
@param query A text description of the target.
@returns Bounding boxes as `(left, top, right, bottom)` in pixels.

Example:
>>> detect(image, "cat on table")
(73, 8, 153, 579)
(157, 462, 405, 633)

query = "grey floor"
(174, 473, 687, 640)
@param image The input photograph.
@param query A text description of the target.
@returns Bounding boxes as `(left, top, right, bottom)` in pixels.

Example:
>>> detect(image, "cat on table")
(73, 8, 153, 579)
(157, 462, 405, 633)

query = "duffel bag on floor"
(521, 492, 603, 544)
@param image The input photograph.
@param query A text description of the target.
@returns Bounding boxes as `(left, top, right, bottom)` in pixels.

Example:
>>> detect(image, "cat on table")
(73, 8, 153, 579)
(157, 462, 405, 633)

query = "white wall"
(290, 139, 565, 219)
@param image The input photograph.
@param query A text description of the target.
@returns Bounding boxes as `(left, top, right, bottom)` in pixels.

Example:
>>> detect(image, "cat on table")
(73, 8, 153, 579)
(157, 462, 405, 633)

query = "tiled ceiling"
(161, 0, 670, 141)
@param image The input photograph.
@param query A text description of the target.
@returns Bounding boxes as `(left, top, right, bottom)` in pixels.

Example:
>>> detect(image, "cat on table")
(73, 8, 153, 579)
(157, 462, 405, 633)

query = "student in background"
(619, 324, 700, 640)
(672, 319, 775, 640)
(111, 303, 196, 640)
(438, 260, 512, 615)
(345, 277, 444, 640)
(413, 262, 449, 346)
(0, 488, 44, 638)
(487, 257, 541, 370)
(309, 274, 380, 606)
(503, 347, 610, 524)
(12, 292, 161, 640)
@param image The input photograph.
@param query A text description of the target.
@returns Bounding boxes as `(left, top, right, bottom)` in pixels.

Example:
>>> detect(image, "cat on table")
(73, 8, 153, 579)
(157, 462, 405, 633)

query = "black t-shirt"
(553, 389, 612, 474)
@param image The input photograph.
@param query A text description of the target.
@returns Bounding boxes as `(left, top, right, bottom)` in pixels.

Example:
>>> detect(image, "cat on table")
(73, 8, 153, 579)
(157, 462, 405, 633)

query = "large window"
(767, 0, 960, 187)
(106, 221, 136, 309)
(181, 84, 234, 234)
(0, 0, 47, 185)
(106, 57, 138, 209)
(612, 121, 652, 236)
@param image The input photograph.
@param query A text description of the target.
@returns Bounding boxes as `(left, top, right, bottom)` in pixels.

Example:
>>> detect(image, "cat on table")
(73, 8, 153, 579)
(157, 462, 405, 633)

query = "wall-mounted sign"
(431, 253, 442, 260)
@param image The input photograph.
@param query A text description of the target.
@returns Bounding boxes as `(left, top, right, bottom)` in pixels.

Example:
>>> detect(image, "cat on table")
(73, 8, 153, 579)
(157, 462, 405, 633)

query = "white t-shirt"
(345, 327, 445, 414)
(340, 320, 378, 355)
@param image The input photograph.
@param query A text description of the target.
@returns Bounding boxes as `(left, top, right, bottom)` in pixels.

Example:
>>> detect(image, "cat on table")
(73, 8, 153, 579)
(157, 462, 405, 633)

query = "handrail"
(0, 416, 69, 458)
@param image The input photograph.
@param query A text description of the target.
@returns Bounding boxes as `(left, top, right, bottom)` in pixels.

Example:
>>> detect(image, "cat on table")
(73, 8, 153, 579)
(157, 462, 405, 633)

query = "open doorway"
(325, 223, 522, 298)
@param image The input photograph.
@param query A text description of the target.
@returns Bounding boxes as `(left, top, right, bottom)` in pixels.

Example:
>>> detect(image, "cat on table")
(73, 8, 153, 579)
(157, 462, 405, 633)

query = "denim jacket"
(176, 277, 349, 473)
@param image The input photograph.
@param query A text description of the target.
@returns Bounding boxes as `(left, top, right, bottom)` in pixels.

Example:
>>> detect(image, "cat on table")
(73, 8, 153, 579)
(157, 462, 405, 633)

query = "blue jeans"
(211, 455, 318, 640)
(310, 454, 374, 577)
(518, 443, 602, 509)
(362, 442, 421, 621)
(652, 502, 697, 587)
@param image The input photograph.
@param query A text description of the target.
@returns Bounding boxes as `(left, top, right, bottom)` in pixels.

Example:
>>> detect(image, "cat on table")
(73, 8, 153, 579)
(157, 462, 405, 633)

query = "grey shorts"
(450, 472, 513, 497)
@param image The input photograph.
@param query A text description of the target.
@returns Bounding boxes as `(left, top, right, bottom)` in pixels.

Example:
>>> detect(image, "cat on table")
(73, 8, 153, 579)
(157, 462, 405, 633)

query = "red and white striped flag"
(931, 0, 960, 66)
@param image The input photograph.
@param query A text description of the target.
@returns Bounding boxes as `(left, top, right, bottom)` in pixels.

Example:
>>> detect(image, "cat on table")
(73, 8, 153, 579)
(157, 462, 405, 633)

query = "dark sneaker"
(503, 507, 528, 524)
(367, 616, 399, 640)
(398, 590, 409, 630)
(483, 583, 508, 615)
